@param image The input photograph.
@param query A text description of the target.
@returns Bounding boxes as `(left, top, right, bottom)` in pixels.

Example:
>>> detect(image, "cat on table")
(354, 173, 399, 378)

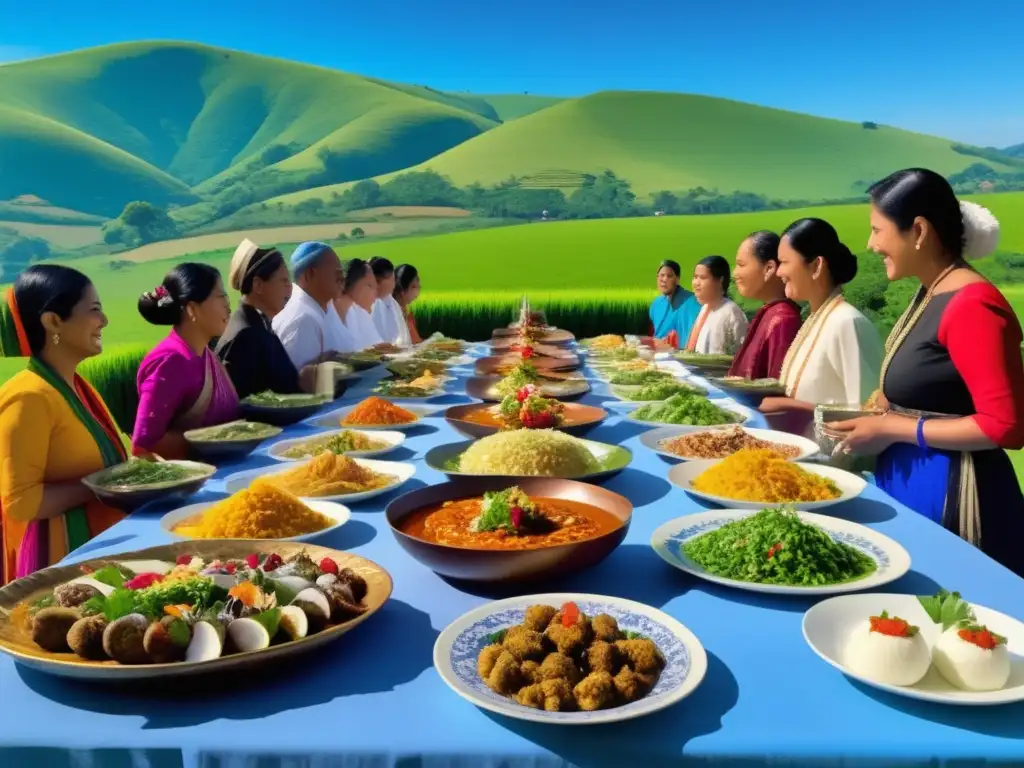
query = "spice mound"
(172, 481, 334, 539)
(659, 427, 800, 460)
(341, 397, 417, 426)
(264, 453, 395, 497)
(690, 448, 840, 502)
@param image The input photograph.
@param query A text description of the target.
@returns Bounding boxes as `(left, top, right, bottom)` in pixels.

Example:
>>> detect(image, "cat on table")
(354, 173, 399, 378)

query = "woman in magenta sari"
(727, 230, 802, 379)
(132, 263, 239, 459)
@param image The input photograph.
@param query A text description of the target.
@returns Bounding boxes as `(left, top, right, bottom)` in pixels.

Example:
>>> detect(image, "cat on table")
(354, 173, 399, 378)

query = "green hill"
(1005, 143, 1024, 158)
(476, 95, 565, 121)
(270, 92, 1018, 204)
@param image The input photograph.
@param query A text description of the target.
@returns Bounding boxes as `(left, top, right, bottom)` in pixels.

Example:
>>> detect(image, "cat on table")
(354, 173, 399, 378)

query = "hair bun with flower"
(145, 284, 174, 307)
(960, 200, 1000, 260)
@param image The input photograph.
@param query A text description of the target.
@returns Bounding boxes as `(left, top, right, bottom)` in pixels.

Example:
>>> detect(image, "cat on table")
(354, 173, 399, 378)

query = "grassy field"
(0, 221, 103, 248)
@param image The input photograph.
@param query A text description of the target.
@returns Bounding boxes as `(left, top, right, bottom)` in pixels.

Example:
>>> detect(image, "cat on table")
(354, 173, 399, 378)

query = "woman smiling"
(683, 255, 748, 354)
(0, 266, 127, 583)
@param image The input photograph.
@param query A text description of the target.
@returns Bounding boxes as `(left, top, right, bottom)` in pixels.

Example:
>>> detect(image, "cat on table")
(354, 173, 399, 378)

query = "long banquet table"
(2, 351, 1024, 768)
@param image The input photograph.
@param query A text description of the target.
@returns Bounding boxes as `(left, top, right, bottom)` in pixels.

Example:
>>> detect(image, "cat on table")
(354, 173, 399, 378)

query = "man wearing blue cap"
(271, 242, 351, 368)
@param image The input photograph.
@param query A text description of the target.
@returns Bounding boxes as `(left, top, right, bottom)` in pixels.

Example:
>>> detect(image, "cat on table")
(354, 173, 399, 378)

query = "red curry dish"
(397, 486, 620, 551)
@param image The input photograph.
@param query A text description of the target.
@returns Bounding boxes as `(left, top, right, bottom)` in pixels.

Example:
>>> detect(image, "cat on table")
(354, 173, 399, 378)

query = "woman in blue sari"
(649, 260, 700, 347)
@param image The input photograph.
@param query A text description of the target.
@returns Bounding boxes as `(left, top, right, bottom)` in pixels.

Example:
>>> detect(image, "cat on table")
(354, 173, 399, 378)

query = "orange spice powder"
(341, 396, 417, 426)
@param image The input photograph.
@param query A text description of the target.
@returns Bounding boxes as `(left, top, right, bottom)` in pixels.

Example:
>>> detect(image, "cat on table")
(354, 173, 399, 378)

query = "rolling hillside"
(272, 92, 1019, 204)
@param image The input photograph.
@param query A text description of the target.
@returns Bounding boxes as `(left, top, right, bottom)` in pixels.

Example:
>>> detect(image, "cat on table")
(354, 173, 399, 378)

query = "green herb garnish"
(623, 630, 647, 640)
(917, 590, 976, 630)
(91, 565, 126, 589)
(471, 487, 545, 534)
(254, 607, 282, 638)
(167, 618, 192, 646)
(485, 629, 508, 644)
(82, 587, 137, 621)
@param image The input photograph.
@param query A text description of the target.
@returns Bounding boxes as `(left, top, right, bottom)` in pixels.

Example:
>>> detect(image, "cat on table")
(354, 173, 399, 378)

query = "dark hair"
(782, 218, 858, 285)
(11, 265, 92, 355)
(342, 258, 371, 293)
(868, 168, 964, 259)
(394, 264, 419, 298)
(745, 230, 781, 264)
(240, 248, 285, 295)
(138, 262, 221, 326)
(658, 259, 681, 278)
(369, 256, 395, 279)
(696, 254, 732, 296)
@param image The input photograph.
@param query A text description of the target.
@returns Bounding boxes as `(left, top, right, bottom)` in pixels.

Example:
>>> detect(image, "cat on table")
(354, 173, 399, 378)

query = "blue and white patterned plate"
(651, 510, 911, 596)
(433, 593, 707, 725)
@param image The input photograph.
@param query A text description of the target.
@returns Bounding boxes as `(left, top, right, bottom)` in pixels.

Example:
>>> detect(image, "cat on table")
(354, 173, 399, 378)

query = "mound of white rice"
(459, 429, 601, 477)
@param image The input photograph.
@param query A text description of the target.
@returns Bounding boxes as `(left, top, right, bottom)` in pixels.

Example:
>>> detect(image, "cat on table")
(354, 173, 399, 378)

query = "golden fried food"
(486, 650, 523, 695)
(591, 613, 622, 643)
(586, 640, 619, 674)
(502, 626, 548, 661)
(520, 660, 542, 684)
(574, 671, 616, 711)
(540, 652, 582, 685)
(545, 613, 592, 656)
(477, 644, 503, 679)
(615, 638, 663, 674)
(523, 604, 558, 632)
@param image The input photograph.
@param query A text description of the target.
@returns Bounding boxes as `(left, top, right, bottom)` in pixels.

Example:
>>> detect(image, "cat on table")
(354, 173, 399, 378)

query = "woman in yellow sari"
(0, 265, 127, 584)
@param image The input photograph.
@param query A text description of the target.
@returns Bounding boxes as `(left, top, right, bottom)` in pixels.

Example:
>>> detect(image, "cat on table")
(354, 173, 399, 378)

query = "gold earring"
(915, 244, 920, 250)
(189, 312, 197, 323)
(52, 333, 60, 346)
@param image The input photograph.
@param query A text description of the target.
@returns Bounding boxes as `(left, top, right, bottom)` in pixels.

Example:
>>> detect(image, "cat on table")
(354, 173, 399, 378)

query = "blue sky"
(1, 0, 1021, 146)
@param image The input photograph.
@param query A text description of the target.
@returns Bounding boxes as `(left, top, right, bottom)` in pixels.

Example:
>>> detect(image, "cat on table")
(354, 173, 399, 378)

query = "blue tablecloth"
(3, 359, 1024, 768)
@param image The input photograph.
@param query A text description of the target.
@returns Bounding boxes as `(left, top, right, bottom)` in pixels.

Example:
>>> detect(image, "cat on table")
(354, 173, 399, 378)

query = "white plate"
(266, 429, 406, 462)
(434, 593, 707, 725)
(160, 498, 351, 543)
(221, 458, 416, 503)
(640, 425, 821, 462)
(803, 593, 1024, 705)
(651, 510, 910, 596)
(306, 404, 435, 430)
(625, 400, 753, 428)
(668, 458, 866, 510)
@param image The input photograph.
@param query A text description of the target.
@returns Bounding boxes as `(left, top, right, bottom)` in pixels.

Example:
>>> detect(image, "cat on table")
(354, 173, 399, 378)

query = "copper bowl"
(445, 402, 609, 439)
(385, 477, 631, 582)
(465, 375, 591, 402)
(475, 355, 580, 376)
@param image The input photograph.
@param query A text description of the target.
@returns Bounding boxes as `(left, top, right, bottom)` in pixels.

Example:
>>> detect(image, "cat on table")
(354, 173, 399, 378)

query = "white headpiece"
(960, 201, 1000, 260)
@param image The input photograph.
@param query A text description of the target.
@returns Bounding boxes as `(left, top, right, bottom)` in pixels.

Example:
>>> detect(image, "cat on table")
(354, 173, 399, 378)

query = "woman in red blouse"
(828, 168, 1024, 574)
(727, 230, 802, 380)
(393, 264, 422, 344)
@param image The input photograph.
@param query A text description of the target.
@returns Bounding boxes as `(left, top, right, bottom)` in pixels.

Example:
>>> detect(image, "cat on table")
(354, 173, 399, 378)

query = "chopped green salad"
(186, 421, 279, 442)
(94, 460, 207, 489)
(614, 380, 706, 401)
(607, 369, 674, 386)
(631, 393, 740, 426)
(242, 391, 329, 408)
(372, 381, 435, 398)
(682, 507, 877, 586)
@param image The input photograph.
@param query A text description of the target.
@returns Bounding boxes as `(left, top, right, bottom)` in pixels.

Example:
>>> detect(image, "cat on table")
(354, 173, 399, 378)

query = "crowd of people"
(0, 167, 1022, 584)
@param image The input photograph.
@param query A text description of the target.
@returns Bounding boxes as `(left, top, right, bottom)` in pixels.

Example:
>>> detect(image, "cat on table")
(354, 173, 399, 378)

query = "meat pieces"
(539, 652, 581, 685)
(502, 626, 547, 661)
(613, 666, 656, 703)
(515, 679, 576, 712)
(574, 671, 616, 711)
(485, 650, 523, 695)
(522, 604, 557, 632)
(53, 583, 100, 609)
(478, 644, 504, 678)
(545, 613, 592, 657)
(31, 607, 80, 652)
(67, 615, 108, 660)
(591, 613, 622, 643)
(615, 638, 664, 674)
(586, 640, 619, 674)
(520, 660, 542, 684)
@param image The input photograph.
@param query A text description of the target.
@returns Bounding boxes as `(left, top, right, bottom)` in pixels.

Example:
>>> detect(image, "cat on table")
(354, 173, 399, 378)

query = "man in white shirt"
(271, 241, 344, 368)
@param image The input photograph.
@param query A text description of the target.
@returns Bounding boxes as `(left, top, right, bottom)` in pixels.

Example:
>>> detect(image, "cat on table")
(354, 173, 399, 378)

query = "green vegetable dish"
(613, 380, 707, 401)
(242, 391, 329, 408)
(93, 460, 207, 489)
(280, 430, 388, 459)
(186, 421, 280, 442)
(675, 352, 734, 365)
(592, 346, 639, 362)
(682, 507, 877, 586)
(372, 381, 435, 398)
(631, 393, 741, 426)
(412, 348, 460, 362)
(607, 369, 675, 386)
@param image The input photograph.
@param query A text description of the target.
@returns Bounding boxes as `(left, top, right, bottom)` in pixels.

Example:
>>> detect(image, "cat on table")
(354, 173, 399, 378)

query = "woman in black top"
(217, 239, 315, 398)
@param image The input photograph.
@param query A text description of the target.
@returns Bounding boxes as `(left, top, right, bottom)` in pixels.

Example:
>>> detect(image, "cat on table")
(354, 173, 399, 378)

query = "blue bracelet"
(916, 417, 927, 449)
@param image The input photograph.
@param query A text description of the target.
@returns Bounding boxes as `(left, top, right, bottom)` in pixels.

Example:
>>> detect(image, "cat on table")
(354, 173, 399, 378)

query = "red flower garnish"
(561, 602, 580, 628)
(520, 346, 535, 359)
(125, 572, 165, 591)
(516, 385, 537, 403)
(509, 506, 523, 529)
(245, 553, 260, 569)
(224, 562, 237, 574)
(319, 557, 338, 575)
(263, 553, 283, 572)
(175, 554, 192, 566)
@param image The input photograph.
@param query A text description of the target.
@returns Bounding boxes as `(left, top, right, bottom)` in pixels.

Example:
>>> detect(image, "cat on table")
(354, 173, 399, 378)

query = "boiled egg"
(932, 625, 1010, 691)
(844, 616, 931, 687)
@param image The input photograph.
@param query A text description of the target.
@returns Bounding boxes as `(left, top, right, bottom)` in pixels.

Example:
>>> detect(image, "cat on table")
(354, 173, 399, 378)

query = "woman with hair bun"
(827, 168, 1024, 573)
(759, 218, 883, 434)
(393, 264, 422, 344)
(369, 257, 411, 346)
(132, 262, 239, 459)
(0, 265, 127, 583)
(727, 230, 802, 380)
(683, 254, 748, 355)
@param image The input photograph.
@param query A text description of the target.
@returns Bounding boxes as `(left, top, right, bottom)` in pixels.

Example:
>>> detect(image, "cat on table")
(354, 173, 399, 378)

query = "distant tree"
(861, 121, 879, 130)
(652, 190, 679, 214)
(351, 227, 366, 238)
(346, 179, 382, 210)
(336, 232, 349, 242)
(294, 198, 325, 215)
(0, 234, 50, 280)
(102, 201, 178, 247)
(567, 171, 636, 219)
(379, 171, 464, 207)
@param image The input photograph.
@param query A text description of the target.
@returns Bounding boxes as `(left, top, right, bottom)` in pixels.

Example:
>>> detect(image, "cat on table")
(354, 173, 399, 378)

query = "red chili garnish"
(175, 554, 192, 566)
(224, 562, 237, 575)
(521, 346, 535, 360)
(245, 553, 260, 570)
(869, 614, 914, 638)
(509, 506, 523, 529)
(516, 385, 537, 403)
(561, 602, 580, 628)
(958, 627, 999, 650)
(124, 572, 165, 591)
(319, 557, 338, 575)
(766, 543, 783, 559)
(263, 553, 283, 572)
